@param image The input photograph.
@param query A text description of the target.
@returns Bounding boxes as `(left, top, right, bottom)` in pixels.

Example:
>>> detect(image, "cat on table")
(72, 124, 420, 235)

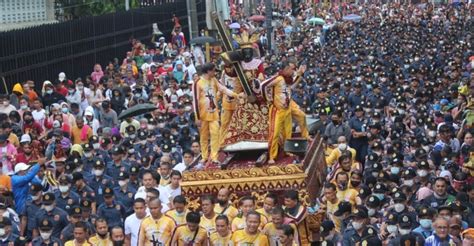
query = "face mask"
(403, 179, 414, 186)
(44, 205, 54, 212)
(332, 120, 339, 125)
(372, 172, 379, 178)
(184, 106, 192, 111)
(93, 143, 100, 149)
(68, 89, 75, 94)
(61, 108, 68, 113)
(373, 193, 384, 201)
(367, 208, 376, 217)
(338, 182, 347, 190)
(417, 170, 428, 177)
(118, 180, 127, 187)
(40, 231, 52, 240)
(31, 194, 41, 201)
(113, 241, 124, 246)
(84, 152, 92, 158)
(129, 134, 136, 139)
(46, 90, 53, 95)
(338, 143, 347, 151)
(94, 169, 104, 176)
(399, 228, 411, 235)
(0, 228, 5, 237)
(75, 167, 83, 172)
(387, 225, 398, 234)
(147, 125, 155, 131)
(128, 149, 135, 154)
(428, 131, 437, 138)
(217, 200, 227, 207)
(419, 219, 432, 229)
(59, 185, 69, 193)
(77, 86, 84, 91)
(394, 203, 405, 213)
(351, 180, 361, 188)
(352, 221, 363, 230)
(20, 105, 28, 110)
(158, 123, 166, 128)
(391, 167, 400, 175)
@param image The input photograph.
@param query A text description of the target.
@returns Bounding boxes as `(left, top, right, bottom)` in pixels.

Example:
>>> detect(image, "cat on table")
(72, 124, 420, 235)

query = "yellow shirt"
(159, 175, 171, 187)
(171, 224, 208, 246)
(193, 77, 219, 121)
(165, 209, 189, 226)
(200, 214, 218, 234)
(209, 232, 233, 246)
(325, 199, 342, 232)
(262, 222, 299, 246)
(336, 187, 358, 205)
(232, 215, 268, 232)
(138, 215, 176, 246)
(89, 235, 112, 246)
(220, 75, 242, 111)
(64, 240, 93, 246)
(71, 126, 93, 145)
(8, 133, 19, 147)
(214, 204, 239, 222)
(261, 75, 291, 110)
(325, 147, 357, 167)
(255, 208, 271, 223)
(231, 229, 269, 246)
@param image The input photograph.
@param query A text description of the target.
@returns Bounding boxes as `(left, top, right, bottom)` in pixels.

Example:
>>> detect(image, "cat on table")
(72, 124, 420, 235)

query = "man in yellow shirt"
(231, 211, 269, 246)
(171, 211, 208, 245)
(283, 190, 311, 245)
(192, 63, 240, 164)
(214, 188, 239, 222)
(276, 224, 298, 246)
(334, 172, 360, 206)
(321, 183, 343, 232)
(209, 215, 232, 246)
(64, 222, 92, 246)
(325, 136, 357, 167)
(232, 196, 267, 232)
(218, 66, 242, 147)
(165, 195, 189, 226)
(89, 218, 112, 246)
(256, 193, 278, 223)
(71, 116, 93, 145)
(261, 61, 298, 164)
(263, 207, 299, 246)
(138, 198, 176, 246)
(199, 195, 218, 234)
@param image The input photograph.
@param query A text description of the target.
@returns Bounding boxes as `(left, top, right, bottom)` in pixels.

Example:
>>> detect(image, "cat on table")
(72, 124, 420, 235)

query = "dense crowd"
(0, 1, 473, 246)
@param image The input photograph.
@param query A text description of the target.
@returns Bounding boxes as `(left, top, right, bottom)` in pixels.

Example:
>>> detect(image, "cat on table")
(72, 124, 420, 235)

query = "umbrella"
(308, 17, 325, 25)
(249, 15, 265, 22)
(343, 14, 362, 22)
(190, 36, 216, 45)
(229, 22, 241, 29)
(118, 104, 157, 120)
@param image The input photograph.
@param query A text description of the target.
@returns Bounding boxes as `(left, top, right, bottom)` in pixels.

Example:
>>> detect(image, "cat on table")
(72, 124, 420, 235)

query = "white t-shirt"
(124, 213, 144, 246)
(134, 186, 170, 213)
(173, 163, 186, 173)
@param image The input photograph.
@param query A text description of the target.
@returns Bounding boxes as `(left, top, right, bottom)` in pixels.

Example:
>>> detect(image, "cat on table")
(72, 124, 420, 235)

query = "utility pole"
(186, 0, 199, 39)
(125, 0, 130, 11)
(265, 0, 273, 52)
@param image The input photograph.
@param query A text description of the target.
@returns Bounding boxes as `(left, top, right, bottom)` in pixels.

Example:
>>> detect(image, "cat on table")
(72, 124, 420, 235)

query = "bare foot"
(268, 159, 275, 164)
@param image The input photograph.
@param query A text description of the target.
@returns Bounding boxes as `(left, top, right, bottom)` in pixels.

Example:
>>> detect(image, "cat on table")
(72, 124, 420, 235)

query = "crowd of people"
(0, 0, 472, 246)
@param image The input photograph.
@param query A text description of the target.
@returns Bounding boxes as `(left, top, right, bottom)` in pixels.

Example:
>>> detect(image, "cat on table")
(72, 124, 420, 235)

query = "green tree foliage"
(57, 0, 140, 20)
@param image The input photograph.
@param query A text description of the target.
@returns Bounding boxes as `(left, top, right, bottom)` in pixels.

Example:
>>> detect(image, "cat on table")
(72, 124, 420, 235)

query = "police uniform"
(80, 200, 98, 229)
(385, 192, 418, 228)
(96, 187, 126, 228)
(128, 166, 141, 191)
(89, 160, 113, 205)
(71, 173, 96, 205)
(106, 147, 131, 182)
(81, 143, 98, 173)
(33, 193, 69, 239)
(113, 172, 136, 215)
(70, 157, 92, 181)
(342, 207, 379, 246)
(60, 206, 94, 242)
(22, 184, 43, 238)
(32, 219, 62, 246)
(387, 214, 425, 246)
(348, 105, 369, 162)
(54, 176, 81, 212)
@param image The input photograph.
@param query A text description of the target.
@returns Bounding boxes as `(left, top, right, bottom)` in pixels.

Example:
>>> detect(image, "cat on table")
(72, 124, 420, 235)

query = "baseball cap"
(14, 163, 30, 173)
(42, 193, 55, 205)
(334, 201, 352, 216)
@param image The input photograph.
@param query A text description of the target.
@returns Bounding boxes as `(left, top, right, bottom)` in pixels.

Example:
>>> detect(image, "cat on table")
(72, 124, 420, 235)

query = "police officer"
(21, 184, 43, 238)
(80, 199, 97, 228)
(60, 206, 95, 242)
(82, 143, 97, 173)
(96, 187, 126, 228)
(0, 218, 17, 245)
(69, 157, 92, 182)
(388, 214, 425, 246)
(113, 172, 136, 215)
(412, 206, 434, 239)
(32, 193, 69, 239)
(71, 172, 96, 214)
(54, 175, 80, 213)
(128, 166, 141, 191)
(366, 195, 382, 225)
(106, 147, 131, 182)
(342, 206, 379, 246)
(32, 219, 62, 246)
(386, 192, 417, 226)
(89, 160, 113, 205)
(349, 105, 369, 163)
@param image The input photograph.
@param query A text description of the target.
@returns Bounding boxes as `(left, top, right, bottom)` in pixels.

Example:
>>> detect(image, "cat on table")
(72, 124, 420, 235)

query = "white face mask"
(84, 152, 92, 158)
(118, 180, 127, 187)
(428, 131, 437, 138)
(184, 106, 192, 111)
(128, 149, 135, 154)
(394, 203, 405, 213)
(387, 225, 398, 234)
(31, 194, 41, 201)
(367, 208, 376, 217)
(59, 185, 69, 193)
(40, 231, 52, 240)
(129, 134, 136, 139)
(2, 102, 8, 106)
(403, 179, 414, 186)
(419, 219, 432, 229)
(147, 125, 155, 131)
(338, 143, 347, 151)
(93, 143, 100, 149)
(352, 221, 363, 230)
(94, 169, 104, 176)
(0, 228, 5, 237)
(44, 205, 54, 212)
(20, 105, 28, 110)
(417, 170, 428, 177)
(399, 228, 411, 235)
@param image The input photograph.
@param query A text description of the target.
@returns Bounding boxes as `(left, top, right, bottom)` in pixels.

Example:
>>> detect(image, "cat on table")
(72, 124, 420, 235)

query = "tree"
(56, 0, 140, 20)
